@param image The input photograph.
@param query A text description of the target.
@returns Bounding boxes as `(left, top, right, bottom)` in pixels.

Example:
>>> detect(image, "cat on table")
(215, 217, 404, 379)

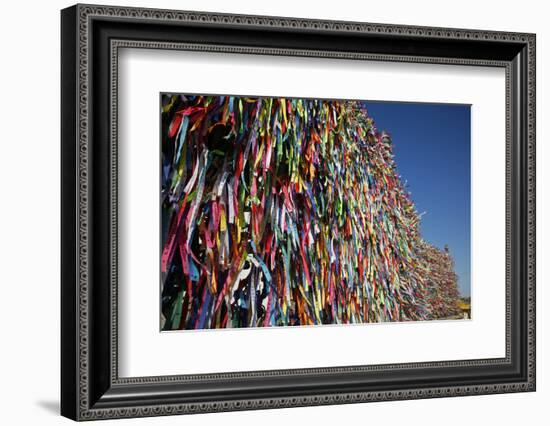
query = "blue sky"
(364, 101, 471, 297)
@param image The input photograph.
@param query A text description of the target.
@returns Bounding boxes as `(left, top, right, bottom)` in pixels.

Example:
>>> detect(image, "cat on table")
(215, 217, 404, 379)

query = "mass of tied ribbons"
(419, 242, 461, 319)
(160, 94, 462, 330)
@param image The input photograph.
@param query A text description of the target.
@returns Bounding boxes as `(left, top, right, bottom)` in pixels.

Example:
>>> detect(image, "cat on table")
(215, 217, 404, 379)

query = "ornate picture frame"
(61, 4, 535, 421)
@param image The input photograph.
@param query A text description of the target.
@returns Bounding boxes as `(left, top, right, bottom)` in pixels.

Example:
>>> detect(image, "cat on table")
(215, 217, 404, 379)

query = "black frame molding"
(61, 4, 536, 421)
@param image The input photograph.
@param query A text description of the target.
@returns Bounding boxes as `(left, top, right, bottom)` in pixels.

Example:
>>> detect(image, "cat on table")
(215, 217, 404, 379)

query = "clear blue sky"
(364, 101, 471, 297)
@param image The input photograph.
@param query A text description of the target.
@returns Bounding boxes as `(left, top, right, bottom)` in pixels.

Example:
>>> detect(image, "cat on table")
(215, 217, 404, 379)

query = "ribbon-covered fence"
(160, 94, 461, 330)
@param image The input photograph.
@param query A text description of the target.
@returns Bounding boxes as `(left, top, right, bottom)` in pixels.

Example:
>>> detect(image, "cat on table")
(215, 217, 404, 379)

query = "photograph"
(160, 94, 471, 330)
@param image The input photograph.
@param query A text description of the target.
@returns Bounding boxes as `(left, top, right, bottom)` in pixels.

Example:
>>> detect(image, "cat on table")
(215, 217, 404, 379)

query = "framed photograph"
(61, 4, 536, 421)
